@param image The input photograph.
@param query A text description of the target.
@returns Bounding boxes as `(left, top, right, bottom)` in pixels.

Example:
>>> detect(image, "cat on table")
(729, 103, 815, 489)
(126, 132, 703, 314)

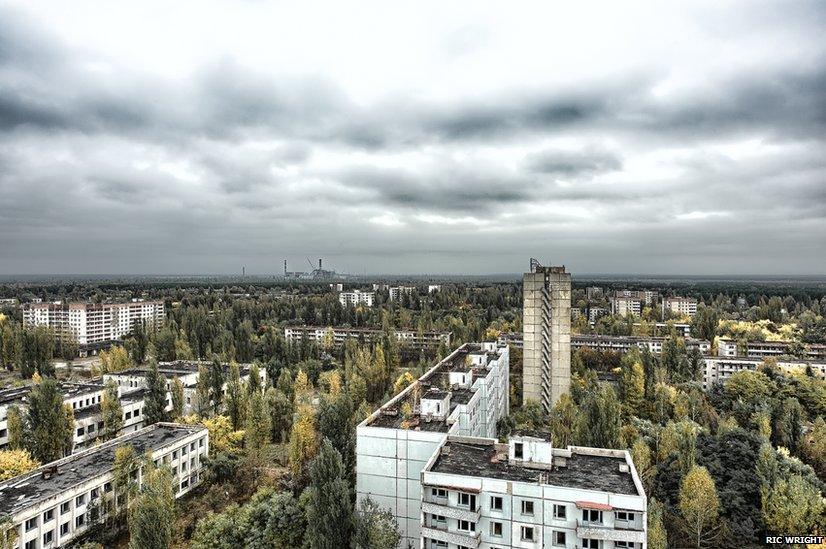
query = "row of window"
(429, 487, 637, 525)
(426, 535, 636, 549)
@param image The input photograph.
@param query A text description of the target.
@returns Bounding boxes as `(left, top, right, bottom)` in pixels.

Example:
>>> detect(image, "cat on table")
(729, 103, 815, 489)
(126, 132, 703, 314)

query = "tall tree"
(304, 439, 355, 549)
(647, 498, 667, 549)
(761, 473, 825, 536)
(576, 384, 621, 448)
(265, 387, 292, 443)
(5, 405, 24, 450)
(143, 359, 168, 425)
(27, 378, 74, 461)
(679, 465, 720, 548)
(210, 357, 225, 414)
(225, 362, 246, 430)
(549, 393, 577, 448)
(170, 377, 185, 420)
(288, 405, 318, 484)
(619, 352, 645, 417)
(101, 380, 124, 441)
(317, 392, 356, 490)
(128, 460, 174, 549)
(244, 389, 272, 451)
(195, 365, 211, 416)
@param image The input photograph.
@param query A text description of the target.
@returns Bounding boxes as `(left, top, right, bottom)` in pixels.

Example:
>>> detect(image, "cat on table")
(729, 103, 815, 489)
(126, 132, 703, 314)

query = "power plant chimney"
(284, 260, 287, 276)
(319, 258, 322, 270)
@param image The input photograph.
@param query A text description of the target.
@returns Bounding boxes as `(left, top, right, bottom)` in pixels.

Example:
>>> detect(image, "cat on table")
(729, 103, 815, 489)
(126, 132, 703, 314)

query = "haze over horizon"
(1, 1, 825, 276)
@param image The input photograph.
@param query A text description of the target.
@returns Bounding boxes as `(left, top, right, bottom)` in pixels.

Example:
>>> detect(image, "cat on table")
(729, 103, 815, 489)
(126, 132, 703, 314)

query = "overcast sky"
(1, 1, 824, 275)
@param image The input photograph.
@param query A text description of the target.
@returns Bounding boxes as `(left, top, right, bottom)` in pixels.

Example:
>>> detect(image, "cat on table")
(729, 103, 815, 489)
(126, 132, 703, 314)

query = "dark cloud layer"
(0, 2, 825, 275)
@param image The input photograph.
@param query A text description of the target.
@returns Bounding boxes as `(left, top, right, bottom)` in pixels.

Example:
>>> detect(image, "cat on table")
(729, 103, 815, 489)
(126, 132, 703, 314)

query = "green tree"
(246, 363, 262, 395)
(317, 392, 356, 490)
(266, 387, 293, 443)
(771, 397, 802, 454)
(5, 405, 24, 450)
(549, 393, 577, 448)
(210, 357, 225, 414)
(225, 362, 246, 430)
(691, 305, 719, 342)
(245, 389, 272, 451)
(762, 470, 825, 536)
(101, 380, 124, 441)
(304, 439, 355, 549)
(679, 465, 720, 548)
(647, 498, 667, 549)
(353, 496, 401, 549)
(128, 460, 174, 549)
(113, 445, 139, 513)
(619, 353, 645, 417)
(260, 492, 306, 548)
(143, 359, 168, 425)
(195, 364, 211, 416)
(170, 377, 184, 420)
(288, 405, 318, 484)
(576, 384, 621, 448)
(27, 378, 74, 461)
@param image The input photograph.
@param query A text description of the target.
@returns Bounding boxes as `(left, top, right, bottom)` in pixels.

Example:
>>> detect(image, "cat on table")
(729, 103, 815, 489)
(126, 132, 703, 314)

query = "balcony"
(422, 501, 481, 522)
(576, 520, 646, 544)
(421, 526, 480, 548)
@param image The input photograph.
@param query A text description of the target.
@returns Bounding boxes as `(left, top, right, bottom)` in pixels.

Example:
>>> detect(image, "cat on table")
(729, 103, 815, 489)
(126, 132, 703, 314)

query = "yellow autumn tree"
(0, 449, 40, 481)
(288, 406, 319, 481)
(393, 372, 416, 395)
(679, 465, 720, 548)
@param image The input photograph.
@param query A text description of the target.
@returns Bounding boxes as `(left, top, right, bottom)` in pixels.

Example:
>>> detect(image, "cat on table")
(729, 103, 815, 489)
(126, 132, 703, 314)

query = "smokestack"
(319, 258, 322, 270)
(284, 260, 287, 276)
(242, 266, 245, 277)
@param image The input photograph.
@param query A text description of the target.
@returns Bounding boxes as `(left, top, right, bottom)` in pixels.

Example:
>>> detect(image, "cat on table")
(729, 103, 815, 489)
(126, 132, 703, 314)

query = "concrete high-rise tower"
(522, 260, 571, 411)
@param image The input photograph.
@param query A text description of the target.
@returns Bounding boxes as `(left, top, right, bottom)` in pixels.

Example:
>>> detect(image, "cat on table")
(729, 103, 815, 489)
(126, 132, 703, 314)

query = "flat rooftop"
(0, 423, 204, 517)
(429, 440, 639, 496)
(0, 382, 103, 408)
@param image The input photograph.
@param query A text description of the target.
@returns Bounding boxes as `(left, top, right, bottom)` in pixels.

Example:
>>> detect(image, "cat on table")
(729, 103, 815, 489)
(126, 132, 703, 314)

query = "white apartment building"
(339, 290, 375, 307)
(420, 433, 647, 549)
(585, 287, 604, 301)
(22, 300, 164, 355)
(571, 335, 711, 356)
(428, 285, 442, 294)
(357, 342, 510, 549)
(390, 286, 416, 301)
(284, 326, 451, 353)
(702, 356, 826, 390)
(716, 338, 826, 360)
(588, 307, 608, 325)
(0, 423, 208, 549)
(662, 297, 698, 318)
(611, 297, 641, 318)
(330, 283, 344, 292)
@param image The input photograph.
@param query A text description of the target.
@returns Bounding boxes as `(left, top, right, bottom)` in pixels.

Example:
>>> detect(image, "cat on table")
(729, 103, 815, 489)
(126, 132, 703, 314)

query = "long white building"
(356, 342, 510, 548)
(421, 433, 647, 549)
(22, 300, 164, 355)
(0, 423, 208, 549)
(716, 338, 826, 360)
(284, 325, 451, 353)
(662, 297, 697, 318)
(702, 356, 826, 389)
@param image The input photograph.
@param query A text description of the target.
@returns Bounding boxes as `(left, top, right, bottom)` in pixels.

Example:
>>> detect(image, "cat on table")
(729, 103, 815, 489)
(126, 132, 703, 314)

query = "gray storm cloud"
(0, 1, 824, 275)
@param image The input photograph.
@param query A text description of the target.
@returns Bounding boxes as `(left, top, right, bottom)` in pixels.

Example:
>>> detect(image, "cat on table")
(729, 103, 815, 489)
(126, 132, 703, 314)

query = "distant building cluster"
(22, 300, 164, 356)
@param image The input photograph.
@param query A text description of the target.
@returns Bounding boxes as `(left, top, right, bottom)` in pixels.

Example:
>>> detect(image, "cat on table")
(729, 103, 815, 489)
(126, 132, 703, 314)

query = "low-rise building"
(0, 423, 208, 549)
(585, 287, 604, 301)
(716, 338, 826, 360)
(588, 307, 608, 325)
(356, 342, 510, 548)
(572, 335, 710, 356)
(284, 326, 450, 353)
(703, 356, 826, 389)
(420, 433, 647, 549)
(339, 290, 375, 307)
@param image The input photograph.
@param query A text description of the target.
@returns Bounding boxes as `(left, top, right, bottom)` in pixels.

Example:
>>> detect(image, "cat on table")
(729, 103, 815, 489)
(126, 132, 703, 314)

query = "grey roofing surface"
(0, 423, 204, 517)
(429, 441, 639, 496)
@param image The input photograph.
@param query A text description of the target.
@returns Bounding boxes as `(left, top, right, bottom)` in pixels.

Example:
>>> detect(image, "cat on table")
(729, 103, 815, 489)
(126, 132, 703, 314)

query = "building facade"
(420, 433, 647, 549)
(0, 423, 208, 549)
(339, 290, 375, 307)
(390, 286, 417, 301)
(716, 338, 826, 360)
(702, 356, 826, 389)
(356, 342, 510, 548)
(22, 301, 164, 355)
(284, 326, 451, 353)
(523, 264, 571, 411)
(662, 297, 698, 318)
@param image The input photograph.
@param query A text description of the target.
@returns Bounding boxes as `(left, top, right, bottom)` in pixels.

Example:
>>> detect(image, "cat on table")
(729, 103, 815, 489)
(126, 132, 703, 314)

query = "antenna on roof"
(530, 258, 542, 273)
